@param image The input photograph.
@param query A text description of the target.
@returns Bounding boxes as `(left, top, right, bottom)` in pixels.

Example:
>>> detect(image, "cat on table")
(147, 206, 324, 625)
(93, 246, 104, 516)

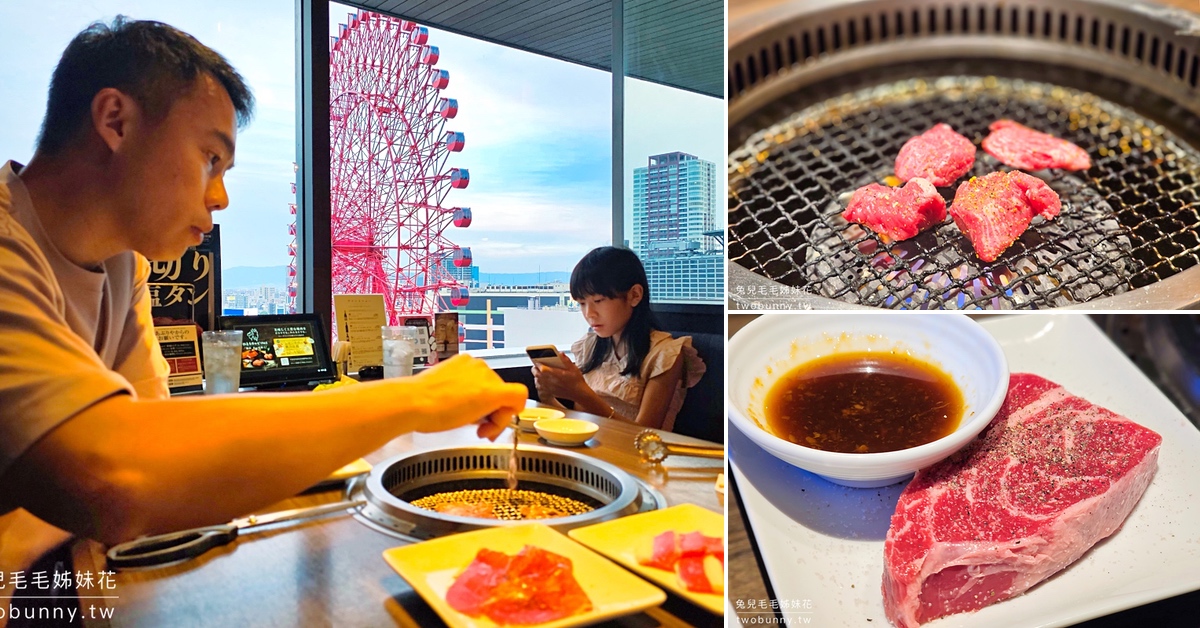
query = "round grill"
(728, 0, 1200, 310)
(348, 445, 658, 540)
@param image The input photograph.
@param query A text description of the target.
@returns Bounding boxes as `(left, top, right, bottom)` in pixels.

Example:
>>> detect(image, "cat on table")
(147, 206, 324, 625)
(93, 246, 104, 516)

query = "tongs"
(634, 429, 725, 463)
(106, 498, 365, 569)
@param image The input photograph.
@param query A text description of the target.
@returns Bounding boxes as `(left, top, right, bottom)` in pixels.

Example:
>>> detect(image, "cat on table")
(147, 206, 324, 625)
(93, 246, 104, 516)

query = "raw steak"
(982, 120, 1092, 171)
(948, 171, 1061, 262)
(843, 178, 947, 241)
(895, 123, 976, 186)
(882, 373, 1161, 628)
(446, 545, 592, 624)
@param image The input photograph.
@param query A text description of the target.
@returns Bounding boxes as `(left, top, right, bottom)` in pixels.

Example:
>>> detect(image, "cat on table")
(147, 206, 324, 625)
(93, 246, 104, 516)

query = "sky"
(0, 1, 723, 276)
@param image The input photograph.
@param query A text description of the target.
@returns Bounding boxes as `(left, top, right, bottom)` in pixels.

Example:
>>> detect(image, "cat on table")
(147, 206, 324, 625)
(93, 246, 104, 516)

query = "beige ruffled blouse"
(570, 330, 706, 432)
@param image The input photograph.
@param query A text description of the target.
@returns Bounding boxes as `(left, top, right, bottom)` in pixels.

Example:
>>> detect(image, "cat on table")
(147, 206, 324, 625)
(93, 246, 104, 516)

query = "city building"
(642, 253, 722, 301)
(445, 283, 579, 351)
(631, 151, 721, 302)
(441, 256, 480, 287)
(223, 286, 289, 316)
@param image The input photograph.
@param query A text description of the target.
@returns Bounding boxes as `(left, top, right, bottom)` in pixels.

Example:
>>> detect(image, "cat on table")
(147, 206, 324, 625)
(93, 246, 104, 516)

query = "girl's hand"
(531, 356, 590, 402)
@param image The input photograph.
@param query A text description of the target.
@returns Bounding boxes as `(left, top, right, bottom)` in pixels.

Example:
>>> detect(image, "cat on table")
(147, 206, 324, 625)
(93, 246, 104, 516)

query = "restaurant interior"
(0, 0, 726, 626)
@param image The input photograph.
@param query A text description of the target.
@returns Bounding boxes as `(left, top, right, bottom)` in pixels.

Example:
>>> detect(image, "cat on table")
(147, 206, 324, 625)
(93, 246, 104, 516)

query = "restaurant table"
(726, 314, 1200, 627)
(72, 401, 724, 628)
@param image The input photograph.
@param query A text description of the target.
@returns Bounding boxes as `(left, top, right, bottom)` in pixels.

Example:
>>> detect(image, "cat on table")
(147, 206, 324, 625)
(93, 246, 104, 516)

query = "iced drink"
(381, 326, 418, 378)
(202, 330, 243, 394)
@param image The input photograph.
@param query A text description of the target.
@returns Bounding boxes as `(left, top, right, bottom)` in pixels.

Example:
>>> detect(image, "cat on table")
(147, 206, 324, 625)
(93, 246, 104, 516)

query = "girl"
(532, 247, 705, 431)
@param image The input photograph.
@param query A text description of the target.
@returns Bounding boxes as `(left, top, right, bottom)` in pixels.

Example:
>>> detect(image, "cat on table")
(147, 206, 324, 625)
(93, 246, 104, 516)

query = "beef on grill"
(895, 123, 976, 186)
(435, 502, 496, 518)
(948, 171, 1061, 262)
(982, 120, 1091, 171)
(843, 178, 947, 241)
(882, 373, 1162, 628)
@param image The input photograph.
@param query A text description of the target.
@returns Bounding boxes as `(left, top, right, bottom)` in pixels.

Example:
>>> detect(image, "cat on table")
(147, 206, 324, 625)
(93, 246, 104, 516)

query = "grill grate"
(409, 487, 595, 520)
(729, 75, 1200, 309)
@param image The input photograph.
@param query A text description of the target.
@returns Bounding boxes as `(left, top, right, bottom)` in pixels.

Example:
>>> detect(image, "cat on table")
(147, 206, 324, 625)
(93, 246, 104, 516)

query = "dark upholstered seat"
(671, 331, 724, 444)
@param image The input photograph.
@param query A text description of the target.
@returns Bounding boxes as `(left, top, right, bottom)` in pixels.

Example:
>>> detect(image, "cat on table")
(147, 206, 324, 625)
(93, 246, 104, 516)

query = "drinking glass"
(381, 326, 418, 378)
(201, 330, 243, 394)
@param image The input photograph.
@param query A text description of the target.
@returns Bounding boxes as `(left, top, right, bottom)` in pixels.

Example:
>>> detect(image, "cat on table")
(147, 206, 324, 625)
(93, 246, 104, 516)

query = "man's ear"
(91, 88, 137, 153)
(627, 284, 644, 307)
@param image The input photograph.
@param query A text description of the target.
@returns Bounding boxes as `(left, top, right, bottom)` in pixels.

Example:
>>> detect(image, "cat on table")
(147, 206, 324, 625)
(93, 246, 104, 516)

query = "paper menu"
(154, 324, 203, 394)
(333, 294, 387, 373)
(434, 311, 459, 360)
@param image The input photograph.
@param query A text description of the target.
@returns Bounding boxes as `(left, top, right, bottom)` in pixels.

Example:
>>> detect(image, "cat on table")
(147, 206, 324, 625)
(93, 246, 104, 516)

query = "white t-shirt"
(0, 160, 169, 502)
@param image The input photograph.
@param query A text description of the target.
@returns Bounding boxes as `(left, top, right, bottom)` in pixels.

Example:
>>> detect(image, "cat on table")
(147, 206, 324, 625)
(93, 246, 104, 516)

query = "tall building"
(632, 152, 721, 301)
(441, 257, 481, 287)
(643, 254, 722, 301)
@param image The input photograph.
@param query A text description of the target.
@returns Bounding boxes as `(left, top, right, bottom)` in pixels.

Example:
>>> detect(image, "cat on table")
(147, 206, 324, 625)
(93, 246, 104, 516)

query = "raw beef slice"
(982, 120, 1092, 171)
(882, 373, 1161, 628)
(895, 123, 976, 186)
(843, 178, 947, 241)
(948, 171, 1061, 263)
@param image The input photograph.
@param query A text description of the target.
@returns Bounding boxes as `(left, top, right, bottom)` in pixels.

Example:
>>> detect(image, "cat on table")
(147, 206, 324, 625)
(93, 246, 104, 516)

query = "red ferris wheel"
(288, 11, 472, 323)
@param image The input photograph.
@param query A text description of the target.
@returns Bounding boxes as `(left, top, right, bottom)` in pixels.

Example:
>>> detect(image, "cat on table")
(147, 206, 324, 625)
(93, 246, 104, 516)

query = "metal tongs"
(634, 429, 724, 463)
(106, 498, 365, 569)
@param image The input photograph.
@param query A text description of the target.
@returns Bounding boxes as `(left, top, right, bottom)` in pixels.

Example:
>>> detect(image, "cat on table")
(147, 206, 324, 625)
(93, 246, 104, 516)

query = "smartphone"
(526, 345, 568, 369)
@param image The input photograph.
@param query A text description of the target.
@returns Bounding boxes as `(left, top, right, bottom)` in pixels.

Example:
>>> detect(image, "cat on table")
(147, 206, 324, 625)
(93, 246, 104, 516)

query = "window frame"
(293, 0, 723, 330)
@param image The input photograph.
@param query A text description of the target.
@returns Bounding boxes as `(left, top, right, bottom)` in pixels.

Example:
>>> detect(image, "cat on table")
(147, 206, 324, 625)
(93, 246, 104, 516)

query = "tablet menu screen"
(219, 314, 334, 387)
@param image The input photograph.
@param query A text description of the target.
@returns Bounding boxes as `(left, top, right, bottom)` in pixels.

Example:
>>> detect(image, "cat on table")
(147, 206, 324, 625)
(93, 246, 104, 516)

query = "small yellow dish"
(518, 407, 566, 432)
(535, 418, 599, 446)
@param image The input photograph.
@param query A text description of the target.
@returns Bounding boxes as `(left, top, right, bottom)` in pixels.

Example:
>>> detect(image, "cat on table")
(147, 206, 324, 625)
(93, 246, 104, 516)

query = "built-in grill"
(347, 445, 664, 541)
(729, 0, 1200, 309)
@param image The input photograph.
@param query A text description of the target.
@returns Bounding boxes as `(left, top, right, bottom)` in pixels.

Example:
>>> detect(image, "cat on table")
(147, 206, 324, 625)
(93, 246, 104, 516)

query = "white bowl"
(535, 418, 599, 446)
(518, 407, 566, 431)
(728, 314, 1008, 488)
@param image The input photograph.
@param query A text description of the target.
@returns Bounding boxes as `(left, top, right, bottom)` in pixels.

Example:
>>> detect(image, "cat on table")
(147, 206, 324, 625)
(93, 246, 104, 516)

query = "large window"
(623, 79, 724, 303)
(326, 3, 610, 350)
(621, 0, 725, 305)
(2, 1, 721, 357)
(0, 2, 298, 318)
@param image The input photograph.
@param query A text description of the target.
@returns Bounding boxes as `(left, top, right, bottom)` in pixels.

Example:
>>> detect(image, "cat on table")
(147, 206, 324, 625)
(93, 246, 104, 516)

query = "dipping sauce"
(764, 351, 964, 453)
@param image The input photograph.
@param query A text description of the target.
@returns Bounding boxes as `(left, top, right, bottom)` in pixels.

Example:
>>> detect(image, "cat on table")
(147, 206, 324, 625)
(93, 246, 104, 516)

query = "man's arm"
(4, 354, 526, 545)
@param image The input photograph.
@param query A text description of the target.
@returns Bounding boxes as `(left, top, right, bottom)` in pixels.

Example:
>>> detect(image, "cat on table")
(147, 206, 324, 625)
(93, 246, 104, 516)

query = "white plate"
(730, 314, 1200, 627)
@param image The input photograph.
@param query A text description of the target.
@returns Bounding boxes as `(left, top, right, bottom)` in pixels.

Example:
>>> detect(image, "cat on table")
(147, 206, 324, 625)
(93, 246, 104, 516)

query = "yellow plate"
(382, 523, 666, 628)
(327, 458, 372, 481)
(568, 503, 724, 615)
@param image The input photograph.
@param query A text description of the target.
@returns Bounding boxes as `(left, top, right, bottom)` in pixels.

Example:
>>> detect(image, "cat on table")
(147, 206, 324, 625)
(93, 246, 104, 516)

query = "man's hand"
(405, 354, 527, 440)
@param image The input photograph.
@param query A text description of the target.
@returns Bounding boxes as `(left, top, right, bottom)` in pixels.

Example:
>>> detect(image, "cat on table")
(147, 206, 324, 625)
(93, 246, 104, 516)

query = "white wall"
(500, 309, 589, 350)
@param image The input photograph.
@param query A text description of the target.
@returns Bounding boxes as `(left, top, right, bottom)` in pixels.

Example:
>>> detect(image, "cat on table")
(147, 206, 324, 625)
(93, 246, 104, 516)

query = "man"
(0, 16, 525, 574)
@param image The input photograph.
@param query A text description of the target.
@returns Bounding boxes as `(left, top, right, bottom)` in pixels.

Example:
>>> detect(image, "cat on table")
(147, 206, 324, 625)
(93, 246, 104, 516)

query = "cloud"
(456, 192, 608, 235)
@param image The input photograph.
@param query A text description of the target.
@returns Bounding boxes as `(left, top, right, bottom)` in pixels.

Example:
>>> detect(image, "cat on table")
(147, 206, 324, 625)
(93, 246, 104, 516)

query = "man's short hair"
(37, 17, 255, 156)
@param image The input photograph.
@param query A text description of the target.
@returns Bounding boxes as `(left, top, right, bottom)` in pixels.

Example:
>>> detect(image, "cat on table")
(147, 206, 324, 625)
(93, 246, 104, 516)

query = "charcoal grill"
(346, 444, 664, 541)
(729, 0, 1200, 309)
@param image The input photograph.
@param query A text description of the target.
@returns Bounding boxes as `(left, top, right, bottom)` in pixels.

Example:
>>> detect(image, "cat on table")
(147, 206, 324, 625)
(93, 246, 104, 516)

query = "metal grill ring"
(348, 445, 648, 540)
